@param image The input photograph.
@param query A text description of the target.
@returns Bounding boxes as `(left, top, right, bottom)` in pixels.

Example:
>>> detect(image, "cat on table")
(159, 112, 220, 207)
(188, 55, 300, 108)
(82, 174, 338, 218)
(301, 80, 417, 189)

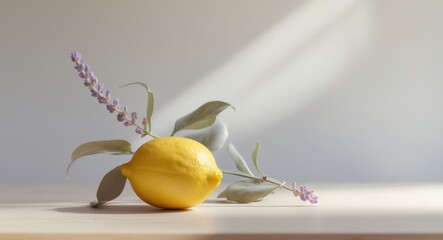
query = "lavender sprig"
(70, 51, 156, 138)
(292, 182, 318, 204)
(219, 142, 318, 204)
(221, 170, 318, 204)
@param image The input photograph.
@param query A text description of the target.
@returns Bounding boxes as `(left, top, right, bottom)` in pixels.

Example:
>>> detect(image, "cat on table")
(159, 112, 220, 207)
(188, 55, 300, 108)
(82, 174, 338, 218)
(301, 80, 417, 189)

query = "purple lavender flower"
(135, 127, 144, 135)
(117, 106, 128, 122)
(70, 51, 148, 136)
(123, 111, 138, 127)
(292, 182, 318, 204)
(71, 52, 79, 61)
(130, 112, 137, 123)
(107, 98, 120, 113)
(89, 72, 97, 86)
(97, 90, 111, 104)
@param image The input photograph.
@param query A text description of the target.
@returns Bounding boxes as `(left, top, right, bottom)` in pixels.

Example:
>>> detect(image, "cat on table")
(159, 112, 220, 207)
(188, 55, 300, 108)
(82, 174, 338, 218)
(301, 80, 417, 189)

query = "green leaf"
(121, 82, 155, 132)
(227, 143, 254, 176)
(171, 101, 234, 136)
(218, 179, 280, 203)
(90, 165, 127, 208)
(251, 141, 265, 177)
(147, 90, 154, 132)
(182, 120, 229, 152)
(66, 140, 133, 179)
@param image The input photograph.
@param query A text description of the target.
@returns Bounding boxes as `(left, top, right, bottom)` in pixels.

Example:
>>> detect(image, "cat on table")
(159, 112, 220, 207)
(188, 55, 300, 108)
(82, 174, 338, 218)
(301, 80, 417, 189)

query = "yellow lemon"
(120, 137, 223, 209)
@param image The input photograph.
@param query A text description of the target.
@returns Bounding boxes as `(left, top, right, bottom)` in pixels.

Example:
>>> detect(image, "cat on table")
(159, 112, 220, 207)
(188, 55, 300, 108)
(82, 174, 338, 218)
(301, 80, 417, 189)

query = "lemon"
(120, 137, 223, 209)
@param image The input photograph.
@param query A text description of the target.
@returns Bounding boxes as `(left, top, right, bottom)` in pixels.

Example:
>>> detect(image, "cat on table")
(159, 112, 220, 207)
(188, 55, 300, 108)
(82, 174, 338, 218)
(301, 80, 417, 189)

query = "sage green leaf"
(251, 141, 265, 177)
(121, 82, 154, 132)
(218, 179, 280, 203)
(147, 90, 154, 132)
(228, 143, 254, 176)
(171, 101, 234, 136)
(66, 140, 133, 179)
(182, 120, 229, 152)
(90, 165, 127, 208)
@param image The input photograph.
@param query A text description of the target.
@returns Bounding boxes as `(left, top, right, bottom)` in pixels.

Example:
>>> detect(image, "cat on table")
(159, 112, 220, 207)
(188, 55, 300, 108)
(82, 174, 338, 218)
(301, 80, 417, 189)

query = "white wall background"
(1, 0, 443, 183)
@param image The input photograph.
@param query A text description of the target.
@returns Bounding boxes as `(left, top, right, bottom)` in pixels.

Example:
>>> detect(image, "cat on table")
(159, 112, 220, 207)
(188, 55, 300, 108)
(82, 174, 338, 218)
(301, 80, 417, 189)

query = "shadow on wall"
(151, 0, 373, 139)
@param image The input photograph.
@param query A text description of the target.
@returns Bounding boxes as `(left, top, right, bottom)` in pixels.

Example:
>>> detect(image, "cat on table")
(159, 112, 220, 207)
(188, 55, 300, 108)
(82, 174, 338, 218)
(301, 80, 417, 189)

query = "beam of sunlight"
(140, 0, 373, 146)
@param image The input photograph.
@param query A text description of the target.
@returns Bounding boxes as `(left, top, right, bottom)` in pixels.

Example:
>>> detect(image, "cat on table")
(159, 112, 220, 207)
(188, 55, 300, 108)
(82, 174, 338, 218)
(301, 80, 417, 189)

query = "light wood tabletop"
(1, 183, 442, 239)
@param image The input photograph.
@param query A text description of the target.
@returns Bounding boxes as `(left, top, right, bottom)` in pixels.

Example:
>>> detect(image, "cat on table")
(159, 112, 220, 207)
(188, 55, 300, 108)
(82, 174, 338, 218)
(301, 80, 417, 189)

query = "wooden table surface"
(1, 183, 442, 240)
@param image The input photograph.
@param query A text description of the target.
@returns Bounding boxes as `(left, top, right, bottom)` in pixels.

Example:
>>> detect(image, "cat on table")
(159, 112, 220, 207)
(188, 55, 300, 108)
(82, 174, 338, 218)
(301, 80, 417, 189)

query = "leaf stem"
(221, 170, 293, 191)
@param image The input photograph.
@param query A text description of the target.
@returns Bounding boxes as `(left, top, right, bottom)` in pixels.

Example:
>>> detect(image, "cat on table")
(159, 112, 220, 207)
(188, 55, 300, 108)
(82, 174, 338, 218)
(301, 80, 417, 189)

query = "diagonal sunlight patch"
(143, 0, 373, 145)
